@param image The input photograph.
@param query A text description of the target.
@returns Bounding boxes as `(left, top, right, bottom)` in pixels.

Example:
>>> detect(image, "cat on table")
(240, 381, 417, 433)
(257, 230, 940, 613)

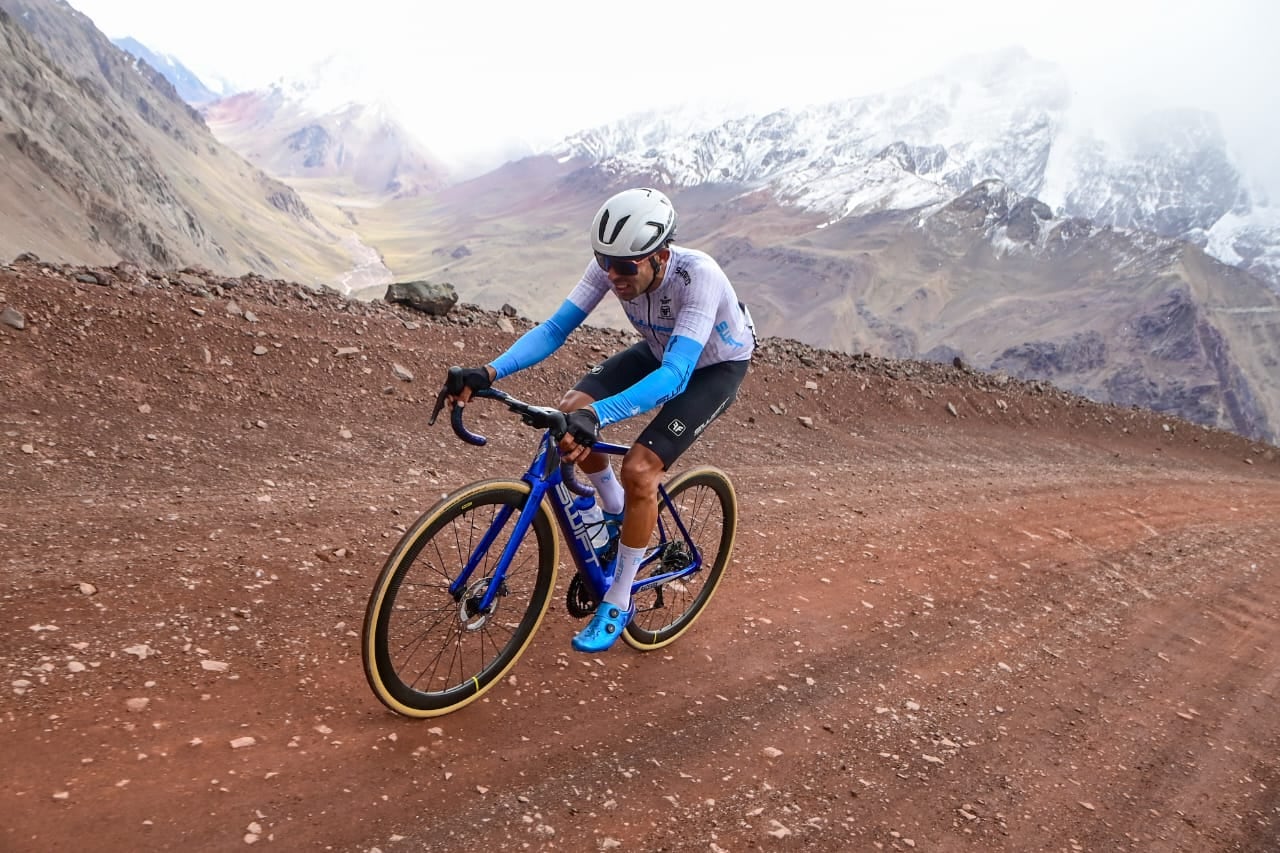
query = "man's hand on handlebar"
(558, 407, 599, 465)
(443, 365, 495, 405)
(429, 383, 596, 482)
(430, 365, 496, 426)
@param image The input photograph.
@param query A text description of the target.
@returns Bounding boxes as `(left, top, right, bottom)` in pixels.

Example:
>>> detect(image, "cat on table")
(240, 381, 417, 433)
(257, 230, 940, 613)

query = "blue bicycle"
(361, 375, 738, 717)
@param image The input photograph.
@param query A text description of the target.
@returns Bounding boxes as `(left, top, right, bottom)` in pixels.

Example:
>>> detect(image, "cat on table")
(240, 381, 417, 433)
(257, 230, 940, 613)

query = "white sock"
(587, 464, 625, 515)
(603, 543, 644, 609)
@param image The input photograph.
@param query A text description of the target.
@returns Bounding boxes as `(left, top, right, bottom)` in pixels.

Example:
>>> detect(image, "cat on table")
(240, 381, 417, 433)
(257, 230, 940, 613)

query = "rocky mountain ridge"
(554, 49, 1279, 292)
(201, 85, 448, 197)
(0, 0, 365, 284)
(111, 36, 224, 106)
(696, 176, 1280, 444)
(928, 181, 1278, 438)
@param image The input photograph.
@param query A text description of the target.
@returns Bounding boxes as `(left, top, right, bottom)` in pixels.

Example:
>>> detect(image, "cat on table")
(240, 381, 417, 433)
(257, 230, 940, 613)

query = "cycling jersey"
(566, 245, 754, 369)
(489, 245, 754, 427)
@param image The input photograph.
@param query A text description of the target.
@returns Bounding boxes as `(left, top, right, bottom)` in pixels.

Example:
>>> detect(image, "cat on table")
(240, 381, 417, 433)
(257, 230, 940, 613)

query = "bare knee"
(620, 446, 664, 494)
(559, 389, 595, 413)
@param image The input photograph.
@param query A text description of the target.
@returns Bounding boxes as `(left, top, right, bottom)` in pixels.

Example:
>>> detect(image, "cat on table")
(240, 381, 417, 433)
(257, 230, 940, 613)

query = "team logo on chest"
(660, 295, 673, 319)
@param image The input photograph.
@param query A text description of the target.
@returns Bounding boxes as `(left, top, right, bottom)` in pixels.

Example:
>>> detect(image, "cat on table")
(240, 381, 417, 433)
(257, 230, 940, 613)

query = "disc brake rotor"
(459, 577, 501, 631)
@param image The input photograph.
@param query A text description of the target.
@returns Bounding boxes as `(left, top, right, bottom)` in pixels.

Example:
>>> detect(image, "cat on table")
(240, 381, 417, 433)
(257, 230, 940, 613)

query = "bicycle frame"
(446, 430, 705, 615)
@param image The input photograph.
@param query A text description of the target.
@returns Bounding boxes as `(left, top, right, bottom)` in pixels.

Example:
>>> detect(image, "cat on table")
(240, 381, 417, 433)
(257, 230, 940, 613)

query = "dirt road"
(3, 261, 1278, 851)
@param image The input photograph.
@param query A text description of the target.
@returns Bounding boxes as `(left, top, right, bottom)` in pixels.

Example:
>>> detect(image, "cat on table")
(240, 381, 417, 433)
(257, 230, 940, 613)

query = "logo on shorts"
(667, 418, 687, 436)
(589, 364, 603, 374)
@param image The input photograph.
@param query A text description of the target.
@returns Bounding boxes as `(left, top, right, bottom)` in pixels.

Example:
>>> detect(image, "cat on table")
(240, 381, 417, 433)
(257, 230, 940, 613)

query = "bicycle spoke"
(625, 468, 736, 650)
(363, 480, 558, 716)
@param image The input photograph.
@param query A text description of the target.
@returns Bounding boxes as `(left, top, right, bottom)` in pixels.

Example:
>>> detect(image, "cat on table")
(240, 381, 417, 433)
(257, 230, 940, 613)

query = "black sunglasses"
(594, 251, 651, 275)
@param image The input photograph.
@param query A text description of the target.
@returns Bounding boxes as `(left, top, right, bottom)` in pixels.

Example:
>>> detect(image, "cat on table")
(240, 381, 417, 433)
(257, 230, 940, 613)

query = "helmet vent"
(598, 212, 630, 247)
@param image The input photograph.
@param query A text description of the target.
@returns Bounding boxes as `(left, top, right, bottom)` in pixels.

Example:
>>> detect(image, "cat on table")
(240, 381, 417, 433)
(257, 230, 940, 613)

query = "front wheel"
(362, 479, 558, 717)
(624, 466, 737, 651)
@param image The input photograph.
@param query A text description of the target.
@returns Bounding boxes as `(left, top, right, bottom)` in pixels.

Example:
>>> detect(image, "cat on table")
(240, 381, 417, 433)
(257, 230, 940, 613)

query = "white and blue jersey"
(489, 245, 755, 427)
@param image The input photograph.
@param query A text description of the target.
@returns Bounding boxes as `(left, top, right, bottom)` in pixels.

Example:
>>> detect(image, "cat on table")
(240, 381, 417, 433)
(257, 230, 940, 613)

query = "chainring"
(565, 572, 598, 618)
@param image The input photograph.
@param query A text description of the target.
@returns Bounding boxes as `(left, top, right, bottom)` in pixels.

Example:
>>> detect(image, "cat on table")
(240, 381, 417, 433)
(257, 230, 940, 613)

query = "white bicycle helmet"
(590, 187, 678, 258)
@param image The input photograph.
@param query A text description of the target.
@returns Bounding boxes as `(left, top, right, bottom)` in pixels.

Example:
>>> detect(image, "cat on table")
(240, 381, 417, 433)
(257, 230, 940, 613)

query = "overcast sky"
(67, 0, 1279, 194)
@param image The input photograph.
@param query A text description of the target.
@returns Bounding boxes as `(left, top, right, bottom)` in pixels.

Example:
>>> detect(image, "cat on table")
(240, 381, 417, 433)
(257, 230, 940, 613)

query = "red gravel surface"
(3, 262, 1278, 852)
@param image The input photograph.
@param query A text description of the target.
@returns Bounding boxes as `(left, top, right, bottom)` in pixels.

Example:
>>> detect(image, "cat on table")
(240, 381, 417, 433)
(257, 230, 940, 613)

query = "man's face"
(597, 249, 667, 301)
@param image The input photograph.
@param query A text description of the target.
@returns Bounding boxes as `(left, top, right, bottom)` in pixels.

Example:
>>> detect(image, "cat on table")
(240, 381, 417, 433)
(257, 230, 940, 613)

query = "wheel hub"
(459, 577, 501, 631)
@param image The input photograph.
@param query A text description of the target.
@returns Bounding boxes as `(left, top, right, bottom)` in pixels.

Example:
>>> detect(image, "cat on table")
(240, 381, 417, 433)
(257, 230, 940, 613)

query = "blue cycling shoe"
(572, 602, 633, 653)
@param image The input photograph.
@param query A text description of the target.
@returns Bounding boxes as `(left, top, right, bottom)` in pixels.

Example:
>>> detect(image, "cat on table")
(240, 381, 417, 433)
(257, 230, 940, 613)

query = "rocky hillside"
(0, 0, 361, 284)
(728, 179, 1280, 444)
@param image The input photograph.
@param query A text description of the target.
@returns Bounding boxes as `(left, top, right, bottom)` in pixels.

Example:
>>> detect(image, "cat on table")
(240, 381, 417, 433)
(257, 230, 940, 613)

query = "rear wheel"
(362, 479, 558, 717)
(624, 466, 737, 650)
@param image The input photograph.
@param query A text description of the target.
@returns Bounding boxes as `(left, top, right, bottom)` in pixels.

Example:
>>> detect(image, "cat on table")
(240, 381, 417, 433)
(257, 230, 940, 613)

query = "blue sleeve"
(591, 335, 704, 427)
(488, 300, 588, 379)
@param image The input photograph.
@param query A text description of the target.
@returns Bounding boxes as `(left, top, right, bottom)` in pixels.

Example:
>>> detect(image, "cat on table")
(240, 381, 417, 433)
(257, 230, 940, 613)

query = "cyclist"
(443, 187, 755, 652)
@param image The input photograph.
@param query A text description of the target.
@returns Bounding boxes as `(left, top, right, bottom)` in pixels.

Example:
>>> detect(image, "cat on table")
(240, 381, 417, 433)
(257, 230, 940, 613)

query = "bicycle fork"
(447, 484, 548, 625)
(445, 434, 591, 621)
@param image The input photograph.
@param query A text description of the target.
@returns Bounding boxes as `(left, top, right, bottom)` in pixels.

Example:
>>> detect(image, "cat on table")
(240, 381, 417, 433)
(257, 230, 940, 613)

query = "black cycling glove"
(443, 366, 493, 396)
(564, 407, 600, 448)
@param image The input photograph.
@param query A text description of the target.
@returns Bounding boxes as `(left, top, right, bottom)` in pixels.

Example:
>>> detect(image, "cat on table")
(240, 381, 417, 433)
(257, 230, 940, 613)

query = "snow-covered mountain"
(550, 48, 1280, 292)
(121, 40, 1273, 440)
(390, 47, 1278, 441)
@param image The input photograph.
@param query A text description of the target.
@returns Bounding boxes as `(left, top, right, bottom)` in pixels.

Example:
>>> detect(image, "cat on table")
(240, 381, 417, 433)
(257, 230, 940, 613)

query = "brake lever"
(429, 387, 449, 426)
